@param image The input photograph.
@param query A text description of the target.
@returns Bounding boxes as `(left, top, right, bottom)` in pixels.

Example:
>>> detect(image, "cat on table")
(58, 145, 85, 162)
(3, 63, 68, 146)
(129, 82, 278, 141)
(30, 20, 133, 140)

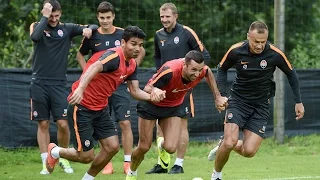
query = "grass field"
(1, 134, 320, 180)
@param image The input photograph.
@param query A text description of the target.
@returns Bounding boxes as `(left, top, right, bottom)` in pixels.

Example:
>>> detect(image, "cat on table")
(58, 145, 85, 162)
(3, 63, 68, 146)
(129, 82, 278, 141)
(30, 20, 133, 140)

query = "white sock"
(124, 155, 131, 162)
(174, 158, 184, 167)
(41, 153, 48, 165)
(158, 138, 164, 151)
(128, 168, 137, 176)
(51, 146, 61, 159)
(82, 172, 95, 180)
(157, 156, 161, 165)
(214, 170, 222, 177)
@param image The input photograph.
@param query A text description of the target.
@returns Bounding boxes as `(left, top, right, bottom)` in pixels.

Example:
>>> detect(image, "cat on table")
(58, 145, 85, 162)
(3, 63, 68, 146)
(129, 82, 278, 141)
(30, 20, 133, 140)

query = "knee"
(137, 141, 151, 154)
(119, 120, 132, 131)
(108, 143, 120, 155)
(78, 152, 95, 164)
(163, 144, 176, 154)
(57, 121, 69, 130)
(242, 148, 257, 158)
(38, 121, 49, 130)
(222, 138, 237, 150)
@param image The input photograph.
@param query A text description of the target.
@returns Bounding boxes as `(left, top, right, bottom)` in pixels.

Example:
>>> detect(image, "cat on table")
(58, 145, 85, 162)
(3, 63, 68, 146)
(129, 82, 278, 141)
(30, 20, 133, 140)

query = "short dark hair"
(43, 0, 61, 12)
(249, 21, 268, 34)
(97, 1, 114, 14)
(122, 26, 146, 42)
(185, 50, 204, 64)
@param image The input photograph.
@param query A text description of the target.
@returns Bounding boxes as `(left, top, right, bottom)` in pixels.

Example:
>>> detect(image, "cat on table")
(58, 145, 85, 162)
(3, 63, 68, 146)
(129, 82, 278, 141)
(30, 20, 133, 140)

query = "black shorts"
(108, 83, 131, 121)
(137, 101, 187, 120)
(224, 97, 270, 138)
(68, 104, 118, 152)
(30, 82, 68, 121)
(181, 90, 195, 119)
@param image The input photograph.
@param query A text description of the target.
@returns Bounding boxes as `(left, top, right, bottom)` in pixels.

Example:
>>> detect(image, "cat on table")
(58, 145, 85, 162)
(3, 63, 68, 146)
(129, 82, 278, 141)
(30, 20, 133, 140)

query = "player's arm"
(274, 49, 304, 120)
(216, 45, 239, 96)
(69, 51, 118, 105)
(204, 67, 228, 112)
(68, 23, 98, 39)
(184, 26, 211, 65)
(154, 34, 162, 70)
(135, 46, 146, 66)
(127, 66, 165, 102)
(30, 3, 52, 42)
(76, 37, 91, 70)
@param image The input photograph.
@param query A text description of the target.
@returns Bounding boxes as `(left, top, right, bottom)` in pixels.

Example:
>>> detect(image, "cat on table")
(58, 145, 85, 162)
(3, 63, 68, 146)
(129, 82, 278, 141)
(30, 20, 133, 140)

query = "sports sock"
(214, 170, 222, 177)
(51, 146, 61, 159)
(82, 172, 94, 180)
(124, 155, 131, 162)
(128, 168, 137, 176)
(41, 153, 48, 165)
(174, 158, 184, 167)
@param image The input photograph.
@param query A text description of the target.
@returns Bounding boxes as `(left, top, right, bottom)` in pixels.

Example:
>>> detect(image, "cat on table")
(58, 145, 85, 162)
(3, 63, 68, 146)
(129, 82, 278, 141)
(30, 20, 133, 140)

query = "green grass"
(1, 134, 320, 180)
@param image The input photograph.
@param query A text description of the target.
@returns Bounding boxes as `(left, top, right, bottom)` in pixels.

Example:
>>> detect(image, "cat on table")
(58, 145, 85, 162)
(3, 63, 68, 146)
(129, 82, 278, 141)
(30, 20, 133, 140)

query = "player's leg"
(50, 85, 73, 173)
(46, 104, 97, 173)
(86, 105, 120, 177)
(233, 100, 269, 157)
(30, 82, 51, 175)
(212, 98, 252, 180)
(112, 85, 133, 174)
(169, 91, 193, 174)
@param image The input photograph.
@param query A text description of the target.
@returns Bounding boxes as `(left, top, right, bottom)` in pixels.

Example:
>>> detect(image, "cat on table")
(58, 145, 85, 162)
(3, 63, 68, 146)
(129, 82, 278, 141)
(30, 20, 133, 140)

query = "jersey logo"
(172, 88, 190, 93)
(259, 126, 266, 134)
(57, 29, 63, 37)
(174, 36, 179, 44)
(95, 43, 102, 46)
(106, 41, 110, 46)
(44, 30, 51, 37)
(260, 60, 267, 69)
(120, 74, 127, 79)
(115, 40, 121, 47)
(160, 40, 166, 46)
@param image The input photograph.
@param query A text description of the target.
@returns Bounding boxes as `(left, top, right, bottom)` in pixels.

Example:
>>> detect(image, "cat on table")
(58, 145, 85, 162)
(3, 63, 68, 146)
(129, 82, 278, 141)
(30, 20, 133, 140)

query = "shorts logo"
(124, 110, 130, 118)
(185, 107, 189, 114)
(33, 111, 38, 117)
(115, 40, 121, 46)
(62, 109, 67, 117)
(259, 126, 266, 134)
(260, 60, 267, 69)
(84, 140, 90, 147)
(174, 36, 179, 44)
(243, 64, 247, 69)
(227, 112, 233, 119)
(57, 29, 63, 37)
(106, 41, 110, 46)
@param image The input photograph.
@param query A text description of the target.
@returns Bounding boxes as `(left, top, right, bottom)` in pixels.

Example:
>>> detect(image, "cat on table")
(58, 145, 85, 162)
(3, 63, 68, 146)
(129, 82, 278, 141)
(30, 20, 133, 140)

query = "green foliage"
(0, 0, 319, 68)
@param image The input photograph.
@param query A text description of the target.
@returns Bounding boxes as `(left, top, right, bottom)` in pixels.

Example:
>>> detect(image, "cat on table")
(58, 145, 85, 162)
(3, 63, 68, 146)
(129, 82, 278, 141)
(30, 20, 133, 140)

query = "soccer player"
(29, 0, 97, 175)
(76, 1, 145, 174)
(210, 21, 305, 180)
(146, 2, 212, 174)
(126, 50, 228, 180)
(45, 26, 165, 180)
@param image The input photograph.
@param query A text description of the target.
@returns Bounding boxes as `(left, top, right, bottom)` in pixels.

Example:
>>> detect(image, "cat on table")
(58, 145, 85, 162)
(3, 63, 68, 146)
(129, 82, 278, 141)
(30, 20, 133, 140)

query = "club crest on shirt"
(57, 29, 63, 37)
(33, 111, 38, 117)
(115, 40, 121, 47)
(174, 36, 179, 44)
(227, 112, 233, 119)
(260, 60, 267, 69)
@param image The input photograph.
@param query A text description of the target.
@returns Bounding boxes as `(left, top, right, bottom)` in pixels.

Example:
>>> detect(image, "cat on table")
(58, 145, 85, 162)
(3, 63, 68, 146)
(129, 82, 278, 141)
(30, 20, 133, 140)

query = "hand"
(82, 28, 93, 39)
(215, 96, 228, 113)
(41, 3, 52, 18)
(150, 87, 166, 103)
(295, 103, 305, 120)
(69, 87, 84, 105)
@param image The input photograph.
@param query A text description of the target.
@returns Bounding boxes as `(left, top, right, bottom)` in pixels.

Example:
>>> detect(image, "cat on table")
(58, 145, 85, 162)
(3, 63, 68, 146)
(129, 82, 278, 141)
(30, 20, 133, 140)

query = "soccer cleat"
(157, 137, 170, 169)
(59, 158, 74, 174)
(102, 162, 114, 174)
(46, 143, 58, 173)
(168, 164, 184, 174)
(123, 162, 131, 174)
(145, 164, 168, 174)
(40, 164, 50, 175)
(208, 136, 224, 161)
(126, 174, 137, 180)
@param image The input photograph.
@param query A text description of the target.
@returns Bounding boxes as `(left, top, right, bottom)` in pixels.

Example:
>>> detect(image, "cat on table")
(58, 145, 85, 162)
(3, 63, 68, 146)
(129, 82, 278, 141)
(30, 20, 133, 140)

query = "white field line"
(240, 176, 320, 180)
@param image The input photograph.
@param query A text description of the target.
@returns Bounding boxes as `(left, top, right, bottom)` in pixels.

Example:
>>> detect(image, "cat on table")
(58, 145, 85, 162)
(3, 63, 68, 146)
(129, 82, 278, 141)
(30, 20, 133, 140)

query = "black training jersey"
(78, 26, 124, 56)
(217, 40, 302, 103)
(154, 23, 211, 70)
(30, 16, 97, 83)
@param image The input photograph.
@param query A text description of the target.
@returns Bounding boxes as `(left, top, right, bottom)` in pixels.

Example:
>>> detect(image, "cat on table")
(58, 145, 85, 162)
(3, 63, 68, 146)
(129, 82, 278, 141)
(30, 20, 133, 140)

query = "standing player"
(126, 50, 228, 180)
(146, 2, 211, 174)
(29, 0, 97, 175)
(76, 1, 145, 174)
(210, 21, 305, 180)
(45, 26, 166, 180)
